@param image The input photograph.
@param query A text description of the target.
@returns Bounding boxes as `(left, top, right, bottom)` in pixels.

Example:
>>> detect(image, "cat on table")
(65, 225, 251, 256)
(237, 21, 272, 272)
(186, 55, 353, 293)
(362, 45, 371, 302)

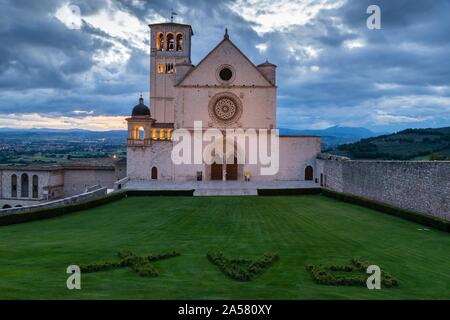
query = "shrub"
(80, 249, 180, 277)
(305, 258, 399, 288)
(207, 251, 278, 281)
(131, 261, 160, 277)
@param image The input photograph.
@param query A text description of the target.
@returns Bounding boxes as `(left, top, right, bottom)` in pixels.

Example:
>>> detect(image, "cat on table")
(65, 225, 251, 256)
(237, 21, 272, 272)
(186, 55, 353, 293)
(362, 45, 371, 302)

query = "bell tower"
(149, 23, 194, 124)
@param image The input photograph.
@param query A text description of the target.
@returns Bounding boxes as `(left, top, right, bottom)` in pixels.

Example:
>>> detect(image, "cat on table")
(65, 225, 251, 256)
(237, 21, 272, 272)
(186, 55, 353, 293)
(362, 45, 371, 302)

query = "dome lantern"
(132, 95, 151, 117)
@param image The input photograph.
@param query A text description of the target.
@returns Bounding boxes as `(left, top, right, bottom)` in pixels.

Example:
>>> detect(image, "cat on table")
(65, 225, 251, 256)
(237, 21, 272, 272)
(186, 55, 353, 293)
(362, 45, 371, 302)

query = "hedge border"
(0, 191, 127, 227)
(126, 190, 194, 197)
(0, 189, 194, 227)
(321, 189, 450, 233)
(257, 188, 322, 196)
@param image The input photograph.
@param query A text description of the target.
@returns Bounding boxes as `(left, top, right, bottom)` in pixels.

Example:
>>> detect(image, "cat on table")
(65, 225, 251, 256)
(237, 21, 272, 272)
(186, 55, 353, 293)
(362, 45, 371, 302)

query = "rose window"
(214, 98, 237, 121)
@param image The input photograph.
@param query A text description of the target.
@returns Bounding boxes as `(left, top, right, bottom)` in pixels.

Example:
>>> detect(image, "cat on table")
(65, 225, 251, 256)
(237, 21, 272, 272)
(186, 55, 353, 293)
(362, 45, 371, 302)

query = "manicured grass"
(0, 195, 449, 300)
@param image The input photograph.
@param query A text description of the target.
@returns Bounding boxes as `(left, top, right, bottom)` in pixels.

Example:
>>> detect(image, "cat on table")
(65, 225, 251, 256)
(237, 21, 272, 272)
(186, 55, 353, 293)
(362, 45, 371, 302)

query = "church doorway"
(151, 167, 158, 180)
(305, 165, 314, 181)
(226, 157, 238, 181)
(211, 162, 223, 180)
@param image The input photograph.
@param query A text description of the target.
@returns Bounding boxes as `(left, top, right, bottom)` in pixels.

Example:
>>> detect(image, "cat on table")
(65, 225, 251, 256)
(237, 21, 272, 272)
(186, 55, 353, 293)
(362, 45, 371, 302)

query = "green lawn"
(0, 195, 449, 300)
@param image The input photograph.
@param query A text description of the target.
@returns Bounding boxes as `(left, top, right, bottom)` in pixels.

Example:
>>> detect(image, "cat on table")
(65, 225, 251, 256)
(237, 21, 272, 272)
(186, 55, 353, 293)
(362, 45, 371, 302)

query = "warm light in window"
(157, 64, 165, 74)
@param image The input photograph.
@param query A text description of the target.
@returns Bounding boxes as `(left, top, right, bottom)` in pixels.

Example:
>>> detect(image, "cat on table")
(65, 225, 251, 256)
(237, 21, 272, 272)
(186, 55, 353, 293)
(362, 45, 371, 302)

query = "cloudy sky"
(0, 0, 449, 132)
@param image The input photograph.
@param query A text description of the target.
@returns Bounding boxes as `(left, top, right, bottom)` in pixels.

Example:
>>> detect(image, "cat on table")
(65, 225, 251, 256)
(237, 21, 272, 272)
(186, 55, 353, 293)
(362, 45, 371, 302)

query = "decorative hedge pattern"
(305, 257, 399, 288)
(207, 251, 278, 281)
(80, 249, 180, 277)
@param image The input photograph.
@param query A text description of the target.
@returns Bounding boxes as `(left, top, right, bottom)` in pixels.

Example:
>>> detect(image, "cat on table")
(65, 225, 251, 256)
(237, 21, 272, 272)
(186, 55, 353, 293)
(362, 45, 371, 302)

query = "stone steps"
(193, 188, 258, 197)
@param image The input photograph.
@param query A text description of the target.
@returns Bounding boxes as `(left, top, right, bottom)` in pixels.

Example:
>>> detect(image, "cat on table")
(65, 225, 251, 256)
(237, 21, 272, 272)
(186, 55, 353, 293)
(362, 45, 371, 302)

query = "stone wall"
(0, 187, 107, 216)
(317, 155, 450, 220)
(63, 169, 117, 196)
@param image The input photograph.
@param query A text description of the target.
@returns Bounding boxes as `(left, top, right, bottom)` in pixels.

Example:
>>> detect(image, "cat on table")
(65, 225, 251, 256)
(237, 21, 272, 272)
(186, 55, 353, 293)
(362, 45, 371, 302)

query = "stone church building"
(126, 22, 320, 183)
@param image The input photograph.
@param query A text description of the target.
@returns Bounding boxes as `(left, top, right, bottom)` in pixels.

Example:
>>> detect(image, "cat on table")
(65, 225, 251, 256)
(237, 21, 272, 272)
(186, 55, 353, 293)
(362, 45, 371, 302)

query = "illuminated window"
(166, 33, 174, 51)
(157, 64, 165, 74)
(156, 32, 164, 51)
(152, 129, 157, 140)
(159, 129, 165, 140)
(135, 126, 145, 140)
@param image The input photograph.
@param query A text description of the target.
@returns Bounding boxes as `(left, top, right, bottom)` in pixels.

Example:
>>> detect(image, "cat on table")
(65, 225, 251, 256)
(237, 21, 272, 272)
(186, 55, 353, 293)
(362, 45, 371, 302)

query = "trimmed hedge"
(207, 251, 278, 281)
(322, 189, 450, 233)
(80, 249, 180, 277)
(0, 189, 194, 227)
(125, 190, 194, 197)
(305, 257, 399, 288)
(258, 188, 322, 196)
(0, 191, 127, 227)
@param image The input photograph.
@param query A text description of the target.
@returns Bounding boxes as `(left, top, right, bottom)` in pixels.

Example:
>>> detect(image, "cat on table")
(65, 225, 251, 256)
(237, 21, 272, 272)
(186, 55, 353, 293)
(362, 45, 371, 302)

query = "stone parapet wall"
(0, 187, 107, 216)
(318, 155, 450, 220)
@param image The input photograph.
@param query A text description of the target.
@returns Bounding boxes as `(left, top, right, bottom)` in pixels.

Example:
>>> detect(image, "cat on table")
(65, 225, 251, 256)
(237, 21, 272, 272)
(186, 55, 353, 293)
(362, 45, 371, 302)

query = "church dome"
(132, 96, 151, 117)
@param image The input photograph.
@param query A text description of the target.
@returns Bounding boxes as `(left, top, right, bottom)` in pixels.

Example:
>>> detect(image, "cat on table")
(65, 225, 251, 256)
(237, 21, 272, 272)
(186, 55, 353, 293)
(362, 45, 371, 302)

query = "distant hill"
(0, 128, 127, 142)
(0, 126, 381, 151)
(279, 126, 382, 150)
(335, 127, 450, 160)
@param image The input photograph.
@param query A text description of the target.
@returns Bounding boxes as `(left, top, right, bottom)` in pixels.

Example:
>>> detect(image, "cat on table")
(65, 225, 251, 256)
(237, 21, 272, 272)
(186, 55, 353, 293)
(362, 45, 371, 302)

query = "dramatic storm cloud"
(0, 0, 449, 131)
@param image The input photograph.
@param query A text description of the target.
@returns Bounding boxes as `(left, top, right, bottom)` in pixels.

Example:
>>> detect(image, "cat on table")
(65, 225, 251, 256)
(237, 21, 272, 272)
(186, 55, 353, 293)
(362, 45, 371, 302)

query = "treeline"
(337, 127, 450, 160)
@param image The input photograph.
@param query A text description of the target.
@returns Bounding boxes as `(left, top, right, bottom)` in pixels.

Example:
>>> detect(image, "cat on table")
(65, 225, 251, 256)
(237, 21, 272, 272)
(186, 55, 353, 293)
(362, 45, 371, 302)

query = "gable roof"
(176, 36, 275, 87)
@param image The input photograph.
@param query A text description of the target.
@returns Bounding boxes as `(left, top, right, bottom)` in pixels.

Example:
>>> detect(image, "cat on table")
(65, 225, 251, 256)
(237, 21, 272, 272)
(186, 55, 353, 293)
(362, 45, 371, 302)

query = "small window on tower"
(156, 32, 164, 51)
(166, 63, 175, 74)
(176, 33, 183, 51)
(166, 33, 174, 51)
(157, 64, 165, 74)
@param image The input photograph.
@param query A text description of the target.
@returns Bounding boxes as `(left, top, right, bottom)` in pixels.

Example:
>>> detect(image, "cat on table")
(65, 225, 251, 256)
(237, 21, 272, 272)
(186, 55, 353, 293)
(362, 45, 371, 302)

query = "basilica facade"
(126, 22, 320, 182)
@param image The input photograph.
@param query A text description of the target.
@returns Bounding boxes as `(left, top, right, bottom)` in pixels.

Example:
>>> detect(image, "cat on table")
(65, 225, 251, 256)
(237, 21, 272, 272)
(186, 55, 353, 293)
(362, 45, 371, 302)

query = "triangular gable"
(176, 37, 275, 87)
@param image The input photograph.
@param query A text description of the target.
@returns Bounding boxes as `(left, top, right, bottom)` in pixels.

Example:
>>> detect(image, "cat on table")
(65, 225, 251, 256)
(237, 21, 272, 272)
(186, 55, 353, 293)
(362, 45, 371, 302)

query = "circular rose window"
(208, 93, 243, 125)
(214, 98, 237, 121)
